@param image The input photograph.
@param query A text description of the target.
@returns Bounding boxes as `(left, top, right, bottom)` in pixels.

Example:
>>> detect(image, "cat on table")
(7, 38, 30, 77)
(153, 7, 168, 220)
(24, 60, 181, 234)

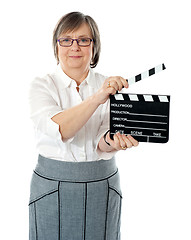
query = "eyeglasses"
(57, 38, 93, 47)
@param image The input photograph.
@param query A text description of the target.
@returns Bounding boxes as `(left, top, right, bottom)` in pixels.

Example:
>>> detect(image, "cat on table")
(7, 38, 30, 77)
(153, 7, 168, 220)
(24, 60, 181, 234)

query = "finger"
(107, 77, 127, 91)
(106, 86, 118, 96)
(104, 130, 115, 146)
(111, 77, 128, 91)
(121, 134, 133, 148)
(127, 135, 139, 147)
(113, 133, 123, 150)
(116, 132, 128, 150)
(109, 80, 121, 91)
(105, 76, 129, 96)
(120, 77, 129, 88)
(111, 78, 123, 91)
(104, 78, 112, 88)
(101, 79, 117, 95)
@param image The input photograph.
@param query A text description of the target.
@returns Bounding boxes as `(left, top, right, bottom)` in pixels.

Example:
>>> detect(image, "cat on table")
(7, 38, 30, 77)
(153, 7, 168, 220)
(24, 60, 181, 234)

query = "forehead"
(60, 23, 92, 37)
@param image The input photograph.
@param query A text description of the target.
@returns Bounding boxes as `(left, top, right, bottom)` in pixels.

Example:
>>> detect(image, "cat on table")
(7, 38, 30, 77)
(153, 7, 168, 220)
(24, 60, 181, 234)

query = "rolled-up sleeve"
(29, 77, 63, 140)
(95, 99, 117, 160)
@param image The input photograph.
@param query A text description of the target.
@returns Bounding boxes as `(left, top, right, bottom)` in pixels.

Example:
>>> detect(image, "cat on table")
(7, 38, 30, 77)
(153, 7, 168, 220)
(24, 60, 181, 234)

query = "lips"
(69, 56, 82, 58)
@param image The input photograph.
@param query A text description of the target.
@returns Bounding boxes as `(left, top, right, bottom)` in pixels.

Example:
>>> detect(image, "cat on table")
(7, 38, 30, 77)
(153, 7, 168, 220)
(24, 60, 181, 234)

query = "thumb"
(106, 132, 115, 145)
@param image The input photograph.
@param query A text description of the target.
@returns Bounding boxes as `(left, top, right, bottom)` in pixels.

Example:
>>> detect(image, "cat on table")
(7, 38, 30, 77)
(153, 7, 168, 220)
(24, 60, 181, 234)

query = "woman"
(29, 11, 138, 240)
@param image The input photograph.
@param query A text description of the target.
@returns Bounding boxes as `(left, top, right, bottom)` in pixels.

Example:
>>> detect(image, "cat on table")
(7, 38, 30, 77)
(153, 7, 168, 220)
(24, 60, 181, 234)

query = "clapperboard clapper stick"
(126, 63, 166, 86)
(109, 63, 171, 143)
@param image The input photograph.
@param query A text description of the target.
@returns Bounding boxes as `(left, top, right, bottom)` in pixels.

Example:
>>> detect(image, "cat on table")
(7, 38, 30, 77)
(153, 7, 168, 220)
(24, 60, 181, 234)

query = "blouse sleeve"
(29, 77, 67, 141)
(94, 99, 117, 160)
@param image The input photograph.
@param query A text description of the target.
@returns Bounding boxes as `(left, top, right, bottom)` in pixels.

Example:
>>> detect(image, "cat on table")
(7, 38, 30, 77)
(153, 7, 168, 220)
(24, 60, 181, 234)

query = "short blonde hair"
(53, 12, 101, 68)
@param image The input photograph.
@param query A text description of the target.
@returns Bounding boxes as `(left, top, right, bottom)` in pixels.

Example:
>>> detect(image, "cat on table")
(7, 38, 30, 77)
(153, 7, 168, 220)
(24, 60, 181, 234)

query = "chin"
(69, 63, 84, 69)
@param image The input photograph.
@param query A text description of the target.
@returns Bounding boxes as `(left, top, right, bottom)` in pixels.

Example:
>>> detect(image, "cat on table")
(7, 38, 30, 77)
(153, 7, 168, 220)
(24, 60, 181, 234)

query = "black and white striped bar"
(110, 93, 170, 143)
(127, 63, 166, 86)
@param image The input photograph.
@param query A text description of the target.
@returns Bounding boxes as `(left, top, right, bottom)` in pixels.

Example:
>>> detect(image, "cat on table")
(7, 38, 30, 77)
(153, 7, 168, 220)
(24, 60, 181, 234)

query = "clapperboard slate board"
(109, 64, 171, 143)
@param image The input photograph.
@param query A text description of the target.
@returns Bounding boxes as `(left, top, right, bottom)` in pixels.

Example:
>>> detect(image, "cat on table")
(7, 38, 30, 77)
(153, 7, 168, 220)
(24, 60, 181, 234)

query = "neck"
(61, 66, 89, 86)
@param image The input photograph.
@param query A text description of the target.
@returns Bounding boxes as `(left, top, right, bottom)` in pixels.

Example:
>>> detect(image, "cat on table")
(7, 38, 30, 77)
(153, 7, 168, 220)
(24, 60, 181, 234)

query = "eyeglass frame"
(57, 37, 93, 47)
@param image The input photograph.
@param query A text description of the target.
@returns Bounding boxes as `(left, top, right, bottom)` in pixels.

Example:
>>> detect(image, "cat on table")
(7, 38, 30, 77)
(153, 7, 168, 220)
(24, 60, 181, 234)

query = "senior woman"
(29, 12, 138, 240)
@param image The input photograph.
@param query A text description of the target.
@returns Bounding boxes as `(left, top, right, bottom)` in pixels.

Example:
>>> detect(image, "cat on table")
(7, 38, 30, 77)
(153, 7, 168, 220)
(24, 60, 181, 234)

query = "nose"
(71, 39, 80, 50)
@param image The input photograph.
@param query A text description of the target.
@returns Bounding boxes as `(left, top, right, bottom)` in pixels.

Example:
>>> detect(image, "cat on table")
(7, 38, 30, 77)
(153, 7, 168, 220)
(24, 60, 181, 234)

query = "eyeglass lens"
(58, 38, 92, 47)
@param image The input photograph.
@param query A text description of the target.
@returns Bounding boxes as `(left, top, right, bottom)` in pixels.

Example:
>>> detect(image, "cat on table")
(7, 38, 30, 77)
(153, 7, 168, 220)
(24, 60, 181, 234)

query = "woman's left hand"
(106, 131, 139, 150)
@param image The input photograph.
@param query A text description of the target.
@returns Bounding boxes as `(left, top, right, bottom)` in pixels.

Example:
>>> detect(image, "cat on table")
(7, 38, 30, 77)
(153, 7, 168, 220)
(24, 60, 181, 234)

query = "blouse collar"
(53, 64, 97, 90)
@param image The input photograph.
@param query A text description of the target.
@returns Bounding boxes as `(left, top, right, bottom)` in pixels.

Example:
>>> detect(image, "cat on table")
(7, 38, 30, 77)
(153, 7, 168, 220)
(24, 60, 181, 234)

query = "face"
(57, 23, 93, 74)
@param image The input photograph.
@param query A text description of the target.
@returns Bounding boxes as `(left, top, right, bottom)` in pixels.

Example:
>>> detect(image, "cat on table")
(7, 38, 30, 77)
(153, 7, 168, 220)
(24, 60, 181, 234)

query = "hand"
(94, 76, 128, 105)
(106, 131, 139, 151)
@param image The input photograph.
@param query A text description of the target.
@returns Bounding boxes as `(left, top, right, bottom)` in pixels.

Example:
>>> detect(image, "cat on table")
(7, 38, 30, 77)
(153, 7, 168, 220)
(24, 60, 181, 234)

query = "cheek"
(57, 45, 68, 61)
(85, 47, 93, 60)
(58, 47, 67, 59)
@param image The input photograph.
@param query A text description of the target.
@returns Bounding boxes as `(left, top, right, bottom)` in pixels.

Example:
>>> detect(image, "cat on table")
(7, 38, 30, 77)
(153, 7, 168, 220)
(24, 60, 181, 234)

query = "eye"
(62, 38, 71, 43)
(80, 38, 89, 43)
(58, 38, 72, 46)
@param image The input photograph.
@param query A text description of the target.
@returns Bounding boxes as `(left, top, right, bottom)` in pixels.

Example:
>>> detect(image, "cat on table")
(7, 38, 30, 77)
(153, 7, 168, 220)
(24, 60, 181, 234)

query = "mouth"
(69, 56, 82, 58)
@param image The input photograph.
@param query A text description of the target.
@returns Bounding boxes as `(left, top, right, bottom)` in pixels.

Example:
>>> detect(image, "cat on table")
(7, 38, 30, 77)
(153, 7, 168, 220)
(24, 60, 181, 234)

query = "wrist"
(91, 93, 101, 107)
(104, 130, 111, 146)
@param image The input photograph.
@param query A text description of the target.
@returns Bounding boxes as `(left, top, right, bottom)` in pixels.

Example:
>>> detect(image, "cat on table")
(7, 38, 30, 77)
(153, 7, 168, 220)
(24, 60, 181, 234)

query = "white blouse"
(29, 65, 116, 162)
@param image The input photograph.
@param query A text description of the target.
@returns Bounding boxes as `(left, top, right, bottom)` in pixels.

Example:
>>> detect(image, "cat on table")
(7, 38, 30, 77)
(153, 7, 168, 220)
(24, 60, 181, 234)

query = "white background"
(0, 0, 190, 239)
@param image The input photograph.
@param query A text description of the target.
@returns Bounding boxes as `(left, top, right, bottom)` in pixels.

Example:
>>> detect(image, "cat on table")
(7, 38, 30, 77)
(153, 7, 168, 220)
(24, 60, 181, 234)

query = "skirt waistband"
(34, 155, 117, 183)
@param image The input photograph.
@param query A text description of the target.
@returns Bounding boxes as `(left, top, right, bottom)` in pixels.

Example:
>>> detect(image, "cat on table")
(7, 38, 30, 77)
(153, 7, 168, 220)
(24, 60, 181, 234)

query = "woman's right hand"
(94, 76, 129, 105)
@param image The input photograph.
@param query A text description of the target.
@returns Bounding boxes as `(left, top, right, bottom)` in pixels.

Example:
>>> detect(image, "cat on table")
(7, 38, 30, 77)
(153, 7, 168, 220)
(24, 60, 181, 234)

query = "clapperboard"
(110, 64, 170, 143)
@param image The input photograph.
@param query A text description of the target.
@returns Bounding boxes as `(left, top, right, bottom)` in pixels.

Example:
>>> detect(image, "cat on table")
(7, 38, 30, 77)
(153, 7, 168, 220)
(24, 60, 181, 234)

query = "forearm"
(51, 75, 129, 142)
(52, 94, 100, 140)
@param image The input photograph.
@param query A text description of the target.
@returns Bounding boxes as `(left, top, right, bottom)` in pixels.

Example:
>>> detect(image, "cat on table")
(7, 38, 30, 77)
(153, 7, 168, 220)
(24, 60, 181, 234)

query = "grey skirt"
(29, 155, 122, 240)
